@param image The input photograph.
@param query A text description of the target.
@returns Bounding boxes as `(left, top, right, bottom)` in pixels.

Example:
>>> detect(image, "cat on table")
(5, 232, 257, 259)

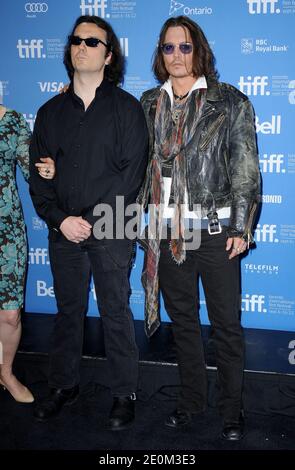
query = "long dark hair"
(153, 16, 218, 83)
(63, 15, 125, 85)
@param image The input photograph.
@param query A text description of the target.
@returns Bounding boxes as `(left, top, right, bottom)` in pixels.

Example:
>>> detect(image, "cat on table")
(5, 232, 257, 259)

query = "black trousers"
(159, 228, 244, 422)
(47, 236, 138, 397)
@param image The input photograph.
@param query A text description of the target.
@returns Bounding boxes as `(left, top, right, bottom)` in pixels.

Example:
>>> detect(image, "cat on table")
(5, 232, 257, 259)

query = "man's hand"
(60, 216, 92, 243)
(226, 237, 247, 259)
(36, 157, 56, 179)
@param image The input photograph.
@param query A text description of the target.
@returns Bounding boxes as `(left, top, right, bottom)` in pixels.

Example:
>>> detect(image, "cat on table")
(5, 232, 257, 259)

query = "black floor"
(1, 313, 295, 461)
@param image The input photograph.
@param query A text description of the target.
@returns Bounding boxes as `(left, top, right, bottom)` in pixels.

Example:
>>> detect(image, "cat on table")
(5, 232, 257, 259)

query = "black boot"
(34, 385, 79, 422)
(221, 411, 245, 441)
(165, 409, 194, 428)
(107, 394, 136, 431)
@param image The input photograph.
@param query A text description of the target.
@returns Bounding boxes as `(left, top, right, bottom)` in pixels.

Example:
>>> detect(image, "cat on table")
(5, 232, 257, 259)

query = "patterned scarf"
(142, 87, 206, 337)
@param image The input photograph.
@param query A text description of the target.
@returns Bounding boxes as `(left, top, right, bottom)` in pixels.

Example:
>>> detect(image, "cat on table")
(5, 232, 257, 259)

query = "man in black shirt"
(29, 15, 148, 430)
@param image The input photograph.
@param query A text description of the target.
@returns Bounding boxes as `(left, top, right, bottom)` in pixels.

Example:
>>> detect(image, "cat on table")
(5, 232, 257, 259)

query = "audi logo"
(25, 3, 48, 13)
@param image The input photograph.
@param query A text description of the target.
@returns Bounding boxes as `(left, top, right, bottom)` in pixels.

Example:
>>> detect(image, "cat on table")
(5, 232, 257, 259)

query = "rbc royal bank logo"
(247, 0, 281, 14)
(80, 0, 110, 18)
(242, 294, 266, 312)
(17, 39, 45, 59)
(255, 224, 279, 243)
(238, 76, 270, 96)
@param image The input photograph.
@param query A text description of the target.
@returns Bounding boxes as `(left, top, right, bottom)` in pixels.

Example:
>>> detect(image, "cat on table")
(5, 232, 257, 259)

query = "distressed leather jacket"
(137, 79, 261, 241)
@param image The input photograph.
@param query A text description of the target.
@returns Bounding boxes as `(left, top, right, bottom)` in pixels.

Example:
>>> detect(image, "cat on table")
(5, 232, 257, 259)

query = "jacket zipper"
(243, 201, 257, 248)
(199, 113, 225, 151)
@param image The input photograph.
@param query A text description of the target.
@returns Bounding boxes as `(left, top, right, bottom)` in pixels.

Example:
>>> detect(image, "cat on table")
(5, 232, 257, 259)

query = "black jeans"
(48, 236, 138, 397)
(159, 228, 244, 422)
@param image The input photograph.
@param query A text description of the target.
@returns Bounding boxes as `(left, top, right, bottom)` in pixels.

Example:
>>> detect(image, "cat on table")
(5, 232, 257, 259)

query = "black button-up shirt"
(29, 79, 148, 233)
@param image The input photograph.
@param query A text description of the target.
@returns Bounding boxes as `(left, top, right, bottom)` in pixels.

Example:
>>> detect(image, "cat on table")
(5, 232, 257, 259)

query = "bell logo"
(255, 224, 279, 243)
(36, 280, 55, 297)
(255, 115, 281, 134)
(80, 0, 109, 18)
(242, 294, 266, 312)
(238, 76, 269, 96)
(247, 0, 280, 14)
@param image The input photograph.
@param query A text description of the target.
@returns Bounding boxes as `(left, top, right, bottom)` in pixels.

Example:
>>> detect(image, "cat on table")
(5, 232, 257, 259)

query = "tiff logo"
(238, 76, 269, 96)
(259, 154, 285, 173)
(28, 248, 50, 265)
(247, 0, 280, 14)
(242, 294, 266, 312)
(288, 340, 295, 365)
(255, 224, 279, 243)
(80, 0, 109, 18)
(17, 39, 45, 59)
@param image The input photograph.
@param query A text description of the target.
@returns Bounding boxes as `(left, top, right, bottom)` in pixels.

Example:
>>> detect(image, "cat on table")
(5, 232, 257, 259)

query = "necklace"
(172, 89, 189, 101)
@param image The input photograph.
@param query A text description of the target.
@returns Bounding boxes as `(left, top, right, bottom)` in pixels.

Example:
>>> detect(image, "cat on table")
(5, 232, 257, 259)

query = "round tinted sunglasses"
(161, 42, 193, 55)
(68, 35, 108, 49)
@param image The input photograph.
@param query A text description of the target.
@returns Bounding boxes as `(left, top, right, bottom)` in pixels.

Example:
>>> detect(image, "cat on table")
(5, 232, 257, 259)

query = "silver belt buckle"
(208, 219, 222, 235)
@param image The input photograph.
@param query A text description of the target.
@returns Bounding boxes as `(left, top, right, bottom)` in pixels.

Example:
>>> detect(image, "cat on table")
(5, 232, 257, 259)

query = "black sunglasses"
(161, 42, 193, 55)
(68, 35, 108, 49)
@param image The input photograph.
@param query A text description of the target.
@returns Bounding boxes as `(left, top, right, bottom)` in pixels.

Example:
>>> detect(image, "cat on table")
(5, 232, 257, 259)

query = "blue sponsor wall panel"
(1, 1, 295, 341)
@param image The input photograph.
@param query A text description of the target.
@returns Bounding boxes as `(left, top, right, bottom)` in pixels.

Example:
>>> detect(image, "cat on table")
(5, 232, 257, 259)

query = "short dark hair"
(63, 15, 125, 85)
(153, 16, 218, 84)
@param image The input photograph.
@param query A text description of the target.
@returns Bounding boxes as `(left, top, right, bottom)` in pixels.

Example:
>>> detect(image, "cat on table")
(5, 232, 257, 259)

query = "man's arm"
(29, 108, 68, 230)
(227, 98, 261, 242)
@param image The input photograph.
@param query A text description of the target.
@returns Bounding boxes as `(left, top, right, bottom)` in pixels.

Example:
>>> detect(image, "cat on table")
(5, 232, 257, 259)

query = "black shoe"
(107, 394, 136, 431)
(221, 413, 245, 441)
(34, 385, 79, 422)
(165, 409, 193, 428)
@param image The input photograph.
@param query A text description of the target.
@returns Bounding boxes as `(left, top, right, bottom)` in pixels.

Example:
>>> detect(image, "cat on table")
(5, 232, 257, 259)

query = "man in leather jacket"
(137, 16, 260, 440)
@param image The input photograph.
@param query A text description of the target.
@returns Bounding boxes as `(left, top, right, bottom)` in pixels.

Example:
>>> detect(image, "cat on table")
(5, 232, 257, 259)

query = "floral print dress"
(0, 109, 31, 310)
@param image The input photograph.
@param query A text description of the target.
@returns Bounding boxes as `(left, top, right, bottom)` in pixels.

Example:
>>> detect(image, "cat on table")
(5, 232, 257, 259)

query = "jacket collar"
(142, 77, 223, 106)
(206, 78, 224, 102)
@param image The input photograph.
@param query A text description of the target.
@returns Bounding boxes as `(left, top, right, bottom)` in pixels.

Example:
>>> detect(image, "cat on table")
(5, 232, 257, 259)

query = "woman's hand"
(60, 84, 69, 94)
(36, 157, 56, 179)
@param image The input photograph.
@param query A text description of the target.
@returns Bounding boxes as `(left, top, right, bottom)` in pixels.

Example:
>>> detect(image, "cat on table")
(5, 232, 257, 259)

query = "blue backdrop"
(1, 0, 295, 333)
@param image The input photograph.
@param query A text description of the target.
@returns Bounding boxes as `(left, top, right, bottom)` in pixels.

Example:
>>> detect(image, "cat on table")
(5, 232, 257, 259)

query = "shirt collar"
(161, 76, 207, 106)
